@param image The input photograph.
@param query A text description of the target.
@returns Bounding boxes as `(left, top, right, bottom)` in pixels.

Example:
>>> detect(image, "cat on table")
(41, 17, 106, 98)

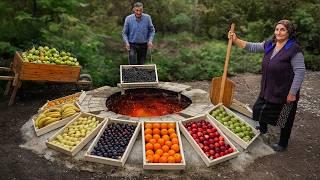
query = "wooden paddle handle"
(218, 23, 235, 103)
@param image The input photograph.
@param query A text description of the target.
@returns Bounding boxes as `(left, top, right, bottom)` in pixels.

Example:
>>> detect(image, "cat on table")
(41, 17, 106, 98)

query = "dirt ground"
(0, 71, 319, 180)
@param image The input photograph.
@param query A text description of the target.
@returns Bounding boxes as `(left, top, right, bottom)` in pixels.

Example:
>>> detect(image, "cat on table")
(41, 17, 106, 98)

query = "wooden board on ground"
(207, 104, 260, 149)
(179, 114, 240, 167)
(142, 121, 186, 170)
(46, 112, 105, 156)
(12, 52, 80, 82)
(230, 99, 253, 118)
(84, 118, 141, 167)
(120, 64, 159, 88)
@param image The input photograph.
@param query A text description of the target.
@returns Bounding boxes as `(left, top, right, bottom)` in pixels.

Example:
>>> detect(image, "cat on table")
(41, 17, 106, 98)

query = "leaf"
(15, 12, 33, 21)
(48, 23, 60, 32)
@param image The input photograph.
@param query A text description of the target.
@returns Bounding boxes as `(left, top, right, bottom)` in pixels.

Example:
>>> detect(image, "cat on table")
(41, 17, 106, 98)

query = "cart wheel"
(77, 74, 92, 91)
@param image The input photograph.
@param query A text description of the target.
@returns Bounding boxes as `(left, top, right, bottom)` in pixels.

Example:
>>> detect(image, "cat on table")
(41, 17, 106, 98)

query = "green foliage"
(155, 39, 262, 81)
(0, 0, 319, 90)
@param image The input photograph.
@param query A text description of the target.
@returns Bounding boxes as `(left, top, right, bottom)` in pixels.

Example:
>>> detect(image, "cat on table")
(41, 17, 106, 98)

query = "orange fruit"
(168, 128, 175, 134)
(153, 128, 161, 135)
(171, 144, 180, 152)
(168, 123, 176, 129)
(160, 123, 168, 129)
(165, 140, 172, 148)
(153, 123, 161, 129)
(146, 155, 154, 163)
(149, 138, 157, 144)
(146, 150, 154, 156)
(162, 152, 169, 158)
(161, 129, 168, 136)
(153, 134, 160, 140)
(145, 123, 153, 129)
(174, 153, 182, 163)
(170, 133, 178, 139)
(145, 128, 152, 135)
(162, 135, 170, 141)
(167, 156, 176, 163)
(155, 149, 164, 156)
(153, 143, 161, 151)
(157, 138, 165, 146)
(145, 134, 152, 142)
(171, 138, 179, 145)
(146, 143, 154, 151)
(159, 156, 168, 163)
(162, 145, 170, 152)
(153, 154, 160, 163)
(168, 149, 175, 156)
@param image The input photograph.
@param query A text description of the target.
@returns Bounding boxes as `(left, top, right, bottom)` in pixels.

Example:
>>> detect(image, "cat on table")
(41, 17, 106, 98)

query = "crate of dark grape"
(208, 104, 260, 149)
(84, 118, 141, 167)
(120, 64, 158, 88)
(179, 114, 240, 167)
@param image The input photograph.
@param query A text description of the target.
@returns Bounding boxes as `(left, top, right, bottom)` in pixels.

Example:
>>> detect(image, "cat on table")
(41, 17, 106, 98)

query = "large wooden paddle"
(210, 23, 235, 107)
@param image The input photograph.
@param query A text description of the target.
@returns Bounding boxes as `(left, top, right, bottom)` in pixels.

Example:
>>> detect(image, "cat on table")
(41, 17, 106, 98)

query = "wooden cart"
(0, 52, 92, 105)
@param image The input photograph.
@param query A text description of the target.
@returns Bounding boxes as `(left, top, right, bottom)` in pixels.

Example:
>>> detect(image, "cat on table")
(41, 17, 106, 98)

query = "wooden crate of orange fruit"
(142, 121, 186, 170)
(39, 91, 86, 111)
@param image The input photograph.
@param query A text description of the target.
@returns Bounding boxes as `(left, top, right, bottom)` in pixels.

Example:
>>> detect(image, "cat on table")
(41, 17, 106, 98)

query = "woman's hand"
(228, 31, 246, 48)
(287, 93, 296, 103)
(228, 31, 238, 43)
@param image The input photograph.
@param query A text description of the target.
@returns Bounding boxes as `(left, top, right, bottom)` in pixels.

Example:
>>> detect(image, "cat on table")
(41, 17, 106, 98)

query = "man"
(122, 2, 155, 65)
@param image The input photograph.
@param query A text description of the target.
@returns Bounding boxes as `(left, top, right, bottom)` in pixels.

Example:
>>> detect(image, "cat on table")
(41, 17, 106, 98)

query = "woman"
(229, 20, 306, 152)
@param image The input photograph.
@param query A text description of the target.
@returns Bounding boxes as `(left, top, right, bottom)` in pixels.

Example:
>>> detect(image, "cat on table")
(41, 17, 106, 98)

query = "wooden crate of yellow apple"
(33, 103, 81, 136)
(46, 112, 105, 156)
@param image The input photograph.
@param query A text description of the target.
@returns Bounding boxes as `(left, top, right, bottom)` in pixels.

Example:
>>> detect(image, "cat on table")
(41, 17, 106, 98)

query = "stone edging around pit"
(78, 82, 214, 122)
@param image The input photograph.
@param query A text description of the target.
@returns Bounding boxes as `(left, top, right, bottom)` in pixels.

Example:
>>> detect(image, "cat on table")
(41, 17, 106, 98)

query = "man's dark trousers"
(129, 43, 148, 65)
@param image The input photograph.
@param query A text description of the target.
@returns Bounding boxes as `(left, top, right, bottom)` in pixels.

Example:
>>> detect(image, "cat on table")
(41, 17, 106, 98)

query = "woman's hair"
(272, 19, 297, 42)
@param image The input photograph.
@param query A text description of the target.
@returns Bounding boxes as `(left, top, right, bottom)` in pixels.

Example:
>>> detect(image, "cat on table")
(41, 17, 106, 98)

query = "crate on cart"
(0, 52, 92, 105)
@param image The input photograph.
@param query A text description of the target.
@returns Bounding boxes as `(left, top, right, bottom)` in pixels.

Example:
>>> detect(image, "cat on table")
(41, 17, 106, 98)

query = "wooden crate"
(179, 114, 240, 167)
(84, 118, 141, 167)
(13, 51, 80, 82)
(33, 102, 81, 136)
(142, 121, 186, 170)
(120, 64, 159, 88)
(208, 104, 260, 149)
(46, 112, 106, 156)
(39, 91, 86, 111)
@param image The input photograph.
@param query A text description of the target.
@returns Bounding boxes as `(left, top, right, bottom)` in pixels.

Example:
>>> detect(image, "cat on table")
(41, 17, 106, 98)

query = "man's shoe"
(272, 143, 287, 152)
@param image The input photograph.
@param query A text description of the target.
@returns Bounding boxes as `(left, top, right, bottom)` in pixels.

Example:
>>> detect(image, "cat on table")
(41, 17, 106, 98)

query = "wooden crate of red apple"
(179, 114, 240, 167)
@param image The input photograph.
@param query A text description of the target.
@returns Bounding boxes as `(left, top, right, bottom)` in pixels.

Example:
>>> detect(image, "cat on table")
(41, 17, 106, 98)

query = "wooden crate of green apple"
(13, 46, 81, 82)
(208, 104, 260, 149)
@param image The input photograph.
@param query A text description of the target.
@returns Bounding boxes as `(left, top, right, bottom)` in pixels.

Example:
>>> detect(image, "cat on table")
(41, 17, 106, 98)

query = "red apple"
(219, 136, 224, 141)
(204, 135, 210, 139)
(209, 143, 215, 150)
(214, 142, 220, 148)
(219, 141, 225, 146)
(199, 136, 205, 142)
(203, 140, 209, 146)
(220, 152, 225, 156)
(209, 149, 215, 155)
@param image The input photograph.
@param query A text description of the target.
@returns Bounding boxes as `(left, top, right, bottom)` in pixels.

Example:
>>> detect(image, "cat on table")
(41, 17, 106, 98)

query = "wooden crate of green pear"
(46, 112, 105, 156)
(208, 105, 260, 149)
